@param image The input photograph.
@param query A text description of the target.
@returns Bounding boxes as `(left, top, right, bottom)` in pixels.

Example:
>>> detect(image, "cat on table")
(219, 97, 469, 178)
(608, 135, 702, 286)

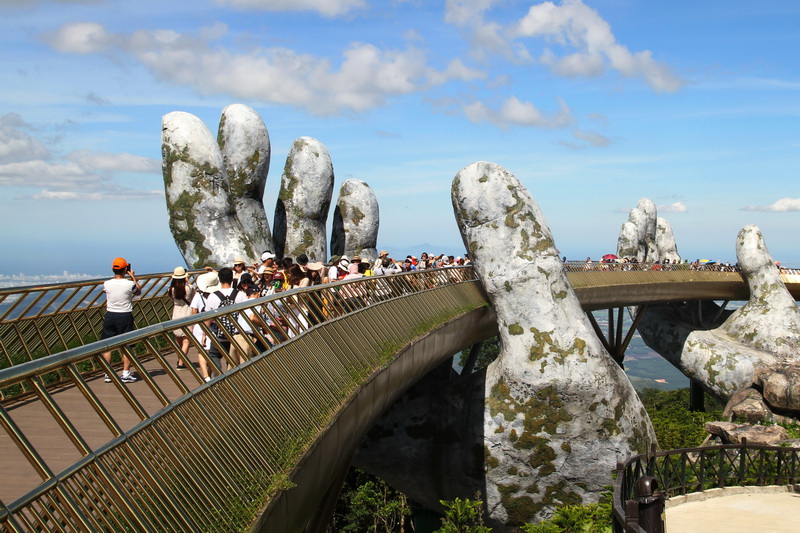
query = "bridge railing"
(612, 441, 800, 532)
(0, 266, 483, 531)
(0, 270, 207, 372)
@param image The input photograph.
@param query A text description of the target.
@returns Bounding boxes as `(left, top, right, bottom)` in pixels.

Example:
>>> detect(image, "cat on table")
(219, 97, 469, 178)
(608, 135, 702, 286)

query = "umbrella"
(602, 254, 618, 261)
(699, 259, 716, 264)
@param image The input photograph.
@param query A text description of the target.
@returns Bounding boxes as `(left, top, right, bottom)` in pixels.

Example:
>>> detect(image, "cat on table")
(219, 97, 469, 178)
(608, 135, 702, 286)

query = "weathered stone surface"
(637, 225, 800, 402)
(705, 421, 788, 446)
(330, 179, 379, 263)
(754, 364, 800, 413)
(273, 137, 334, 262)
(617, 199, 658, 261)
(452, 162, 654, 526)
(616, 199, 680, 263)
(162, 110, 262, 268)
(723, 388, 773, 424)
(655, 217, 680, 262)
(219, 104, 272, 255)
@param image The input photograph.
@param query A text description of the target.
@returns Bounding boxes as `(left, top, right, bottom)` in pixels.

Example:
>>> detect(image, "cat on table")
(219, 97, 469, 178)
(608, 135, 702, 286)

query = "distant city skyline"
(2, 1, 799, 276)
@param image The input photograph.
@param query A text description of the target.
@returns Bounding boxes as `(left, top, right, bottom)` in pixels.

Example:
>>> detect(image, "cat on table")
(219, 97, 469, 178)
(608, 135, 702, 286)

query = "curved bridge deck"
(1, 266, 799, 531)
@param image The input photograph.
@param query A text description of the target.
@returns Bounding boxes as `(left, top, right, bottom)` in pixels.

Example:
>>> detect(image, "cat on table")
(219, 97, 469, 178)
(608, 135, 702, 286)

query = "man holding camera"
(101, 257, 142, 383)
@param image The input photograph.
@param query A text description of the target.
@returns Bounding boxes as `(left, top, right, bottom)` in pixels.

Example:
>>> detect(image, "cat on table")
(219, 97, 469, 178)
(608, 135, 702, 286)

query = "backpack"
(212, 289, 239, 338)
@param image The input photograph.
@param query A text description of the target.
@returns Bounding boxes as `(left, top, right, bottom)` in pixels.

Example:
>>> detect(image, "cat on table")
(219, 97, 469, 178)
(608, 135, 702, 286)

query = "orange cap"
(112, 257, 129, 270)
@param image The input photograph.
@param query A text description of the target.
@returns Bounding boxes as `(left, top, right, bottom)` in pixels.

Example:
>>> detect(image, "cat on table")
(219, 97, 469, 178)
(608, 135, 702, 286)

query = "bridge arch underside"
(255, 285, 498, 533)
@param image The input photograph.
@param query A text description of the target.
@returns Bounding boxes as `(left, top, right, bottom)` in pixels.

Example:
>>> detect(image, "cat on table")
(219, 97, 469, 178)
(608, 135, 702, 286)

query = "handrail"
(612, 440, 800, 532)
(0, 267, 483, 531)
(3, 263, 799, 382)
(0, 270, 207, 370)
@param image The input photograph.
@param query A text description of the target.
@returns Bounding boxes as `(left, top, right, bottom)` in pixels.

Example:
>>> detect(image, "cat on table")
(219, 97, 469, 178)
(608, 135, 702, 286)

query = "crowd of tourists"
(569, 257, 742, 272)
(160, 250, 471, 383)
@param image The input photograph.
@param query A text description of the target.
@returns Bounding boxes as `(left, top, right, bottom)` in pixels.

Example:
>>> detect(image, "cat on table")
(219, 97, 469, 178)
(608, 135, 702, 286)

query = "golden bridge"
(1, 265, 798, 531)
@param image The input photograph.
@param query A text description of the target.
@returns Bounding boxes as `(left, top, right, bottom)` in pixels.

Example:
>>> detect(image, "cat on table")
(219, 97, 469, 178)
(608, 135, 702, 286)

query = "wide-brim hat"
(328, 255, 342, 266)
(307, 262, 325, 271)
(197, 272, 221, 293)
(172, 266, 188, 279)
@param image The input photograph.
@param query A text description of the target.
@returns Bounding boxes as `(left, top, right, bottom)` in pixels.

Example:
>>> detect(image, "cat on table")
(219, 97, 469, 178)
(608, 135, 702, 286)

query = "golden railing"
(0, 267, 484, 532)
(0, 271, 206, 369)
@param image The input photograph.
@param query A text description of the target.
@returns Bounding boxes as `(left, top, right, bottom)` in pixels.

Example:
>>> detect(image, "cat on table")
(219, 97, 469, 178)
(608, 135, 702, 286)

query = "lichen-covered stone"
(616, 199, 680, 263)
(655, 217, 680, 262)
(219, 104, 272, 255)
(637, 225, 800, 403)
(162, 111, 258, 267)
(330, 179, 379, 262)
(452, 162, 655, 525)
(273, 137, 334, 262)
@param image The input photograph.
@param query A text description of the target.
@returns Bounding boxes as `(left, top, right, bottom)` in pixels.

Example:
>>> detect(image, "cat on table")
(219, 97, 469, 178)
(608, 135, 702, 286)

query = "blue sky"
(1, 0, 798, 275)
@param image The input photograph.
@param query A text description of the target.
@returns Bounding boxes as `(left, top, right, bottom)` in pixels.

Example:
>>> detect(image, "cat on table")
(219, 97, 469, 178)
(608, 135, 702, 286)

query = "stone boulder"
(273, 137, 334, 262)
(452, 162, 655, 526)
(330, 179, 379, 263)
(704, 421, 788, 446)
(754, 364, 800, 413)
(722, 388, 773, 424)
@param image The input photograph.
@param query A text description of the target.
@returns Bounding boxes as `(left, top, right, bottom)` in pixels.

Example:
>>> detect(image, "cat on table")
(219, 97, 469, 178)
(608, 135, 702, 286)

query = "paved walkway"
(666, 487, 800, 533)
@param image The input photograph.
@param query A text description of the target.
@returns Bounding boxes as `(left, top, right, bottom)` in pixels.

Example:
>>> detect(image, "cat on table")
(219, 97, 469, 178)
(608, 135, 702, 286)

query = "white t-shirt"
(204, 287, 248, 311)
(104, 278, 137, 313)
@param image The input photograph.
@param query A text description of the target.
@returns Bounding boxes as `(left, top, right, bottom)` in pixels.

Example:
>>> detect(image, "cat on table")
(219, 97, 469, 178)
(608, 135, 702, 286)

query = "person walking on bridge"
(101, 257, 141, 383)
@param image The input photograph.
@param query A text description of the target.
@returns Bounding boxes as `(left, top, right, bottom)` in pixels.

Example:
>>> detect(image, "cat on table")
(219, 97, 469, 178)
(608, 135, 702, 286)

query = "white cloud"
(658, 202, 687, 213)
(742, 198, 800, 212)
(44, 22, 114, 54)
(213, 0, 366, 17)
(512, 0, 683, 92)
(0, 115, 162, 201)
(45, 22, 488, 117)
(464, 95, 573, 128)
(0, 113, 50, 164)
(427, 58, 486, 85)
(444, 0, 503, 27)
(572, 128, 611, 147)
(65, 150, 161, 174)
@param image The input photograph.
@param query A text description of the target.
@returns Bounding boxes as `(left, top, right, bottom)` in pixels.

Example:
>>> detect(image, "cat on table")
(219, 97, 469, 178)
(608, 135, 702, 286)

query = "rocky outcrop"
(452, 162, 655, 526)
(330, 179, 379, 262)
(616, 199, 680, 263)
(637, 225, 800, 405)
(273, 137, 334, 262)
(705, 421, 788, 446)
(162, 109, 271, 267)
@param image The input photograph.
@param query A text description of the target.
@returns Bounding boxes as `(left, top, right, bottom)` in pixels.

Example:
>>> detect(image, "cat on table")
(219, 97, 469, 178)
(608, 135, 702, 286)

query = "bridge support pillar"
(586, 305, 648, 367)
(689, 380, 705, 412)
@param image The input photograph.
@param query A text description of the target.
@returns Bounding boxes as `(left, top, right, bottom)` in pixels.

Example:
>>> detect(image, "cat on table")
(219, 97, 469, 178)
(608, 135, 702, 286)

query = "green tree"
(637, 388, 724, 450)
(329, 469, 411, 532)
(459, 337, 500, 373)
(434, 497, 491, 533)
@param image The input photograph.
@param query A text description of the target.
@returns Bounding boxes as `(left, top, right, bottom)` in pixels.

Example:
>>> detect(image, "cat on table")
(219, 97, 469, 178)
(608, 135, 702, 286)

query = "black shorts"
(102, 311, 135, 339)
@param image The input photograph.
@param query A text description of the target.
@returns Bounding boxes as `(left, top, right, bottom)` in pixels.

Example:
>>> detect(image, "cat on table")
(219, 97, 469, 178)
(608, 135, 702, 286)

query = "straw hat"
(197, 271, 221, 293)
(172, 266, 188, 279)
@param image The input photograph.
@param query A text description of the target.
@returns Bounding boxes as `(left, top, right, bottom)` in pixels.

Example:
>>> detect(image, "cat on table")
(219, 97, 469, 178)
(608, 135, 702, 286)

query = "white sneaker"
(121, 373, 138, 384)
(204, 376, 212, 383)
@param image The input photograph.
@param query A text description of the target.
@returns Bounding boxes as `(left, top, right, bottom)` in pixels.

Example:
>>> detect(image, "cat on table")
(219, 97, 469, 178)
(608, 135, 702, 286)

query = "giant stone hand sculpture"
(617, 198, 680, 263)
(356, 162, 654, 528)
(161, 104, 272, 267)
(453, 162, 654, 524)
(637, 225, 800, 405)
